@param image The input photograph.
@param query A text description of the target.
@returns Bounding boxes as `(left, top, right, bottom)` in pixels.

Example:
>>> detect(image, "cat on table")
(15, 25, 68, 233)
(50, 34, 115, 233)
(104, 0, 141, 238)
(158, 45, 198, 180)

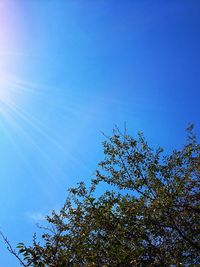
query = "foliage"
(7, 126, 200, 266)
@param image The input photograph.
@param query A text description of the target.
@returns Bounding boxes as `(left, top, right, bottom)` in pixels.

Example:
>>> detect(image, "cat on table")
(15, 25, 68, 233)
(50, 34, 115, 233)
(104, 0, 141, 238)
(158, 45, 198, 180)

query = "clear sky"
(0, 1, 200, 265)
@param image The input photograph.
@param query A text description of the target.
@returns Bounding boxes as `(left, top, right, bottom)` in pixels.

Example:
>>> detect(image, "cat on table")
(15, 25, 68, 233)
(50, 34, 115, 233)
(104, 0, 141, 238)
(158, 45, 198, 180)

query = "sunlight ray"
(0, 71, 91, 178)
(2, 72, 82, 115)
(0, 114, 34, 172)
(0, 106, 67, 187)
(2, 96, 90, 172)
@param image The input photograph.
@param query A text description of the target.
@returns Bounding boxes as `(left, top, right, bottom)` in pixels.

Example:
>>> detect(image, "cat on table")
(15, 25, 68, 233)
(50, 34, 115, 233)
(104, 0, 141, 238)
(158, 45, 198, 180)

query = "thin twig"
(0, 231, 27, 267)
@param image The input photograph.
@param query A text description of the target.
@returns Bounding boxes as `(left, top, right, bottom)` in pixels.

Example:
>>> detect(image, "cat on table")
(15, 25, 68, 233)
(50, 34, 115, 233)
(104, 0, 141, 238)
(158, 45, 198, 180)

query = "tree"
(4, 125, 200, 266)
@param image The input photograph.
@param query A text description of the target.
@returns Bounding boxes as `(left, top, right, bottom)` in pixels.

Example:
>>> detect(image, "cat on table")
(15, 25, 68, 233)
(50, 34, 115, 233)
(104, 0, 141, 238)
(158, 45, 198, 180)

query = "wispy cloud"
(27, 212, 46, 223)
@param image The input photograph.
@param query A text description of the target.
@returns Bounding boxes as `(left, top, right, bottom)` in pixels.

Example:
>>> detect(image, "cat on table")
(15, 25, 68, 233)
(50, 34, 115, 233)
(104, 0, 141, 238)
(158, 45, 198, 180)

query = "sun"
(0, 0, 24, 103)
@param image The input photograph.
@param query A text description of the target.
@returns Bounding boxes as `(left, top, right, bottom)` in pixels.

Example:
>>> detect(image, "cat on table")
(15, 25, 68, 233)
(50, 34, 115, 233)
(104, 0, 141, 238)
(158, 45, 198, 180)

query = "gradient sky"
(0, 1, 200, 266)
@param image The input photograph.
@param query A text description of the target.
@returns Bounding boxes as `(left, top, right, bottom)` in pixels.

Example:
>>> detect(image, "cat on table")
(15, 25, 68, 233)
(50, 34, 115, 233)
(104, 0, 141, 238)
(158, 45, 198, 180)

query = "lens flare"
(0, 1, 90, 184)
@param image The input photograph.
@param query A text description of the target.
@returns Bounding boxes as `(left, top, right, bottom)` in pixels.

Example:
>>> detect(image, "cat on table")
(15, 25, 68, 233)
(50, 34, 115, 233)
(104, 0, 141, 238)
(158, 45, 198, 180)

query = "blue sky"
(0, 1, 200, 265)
